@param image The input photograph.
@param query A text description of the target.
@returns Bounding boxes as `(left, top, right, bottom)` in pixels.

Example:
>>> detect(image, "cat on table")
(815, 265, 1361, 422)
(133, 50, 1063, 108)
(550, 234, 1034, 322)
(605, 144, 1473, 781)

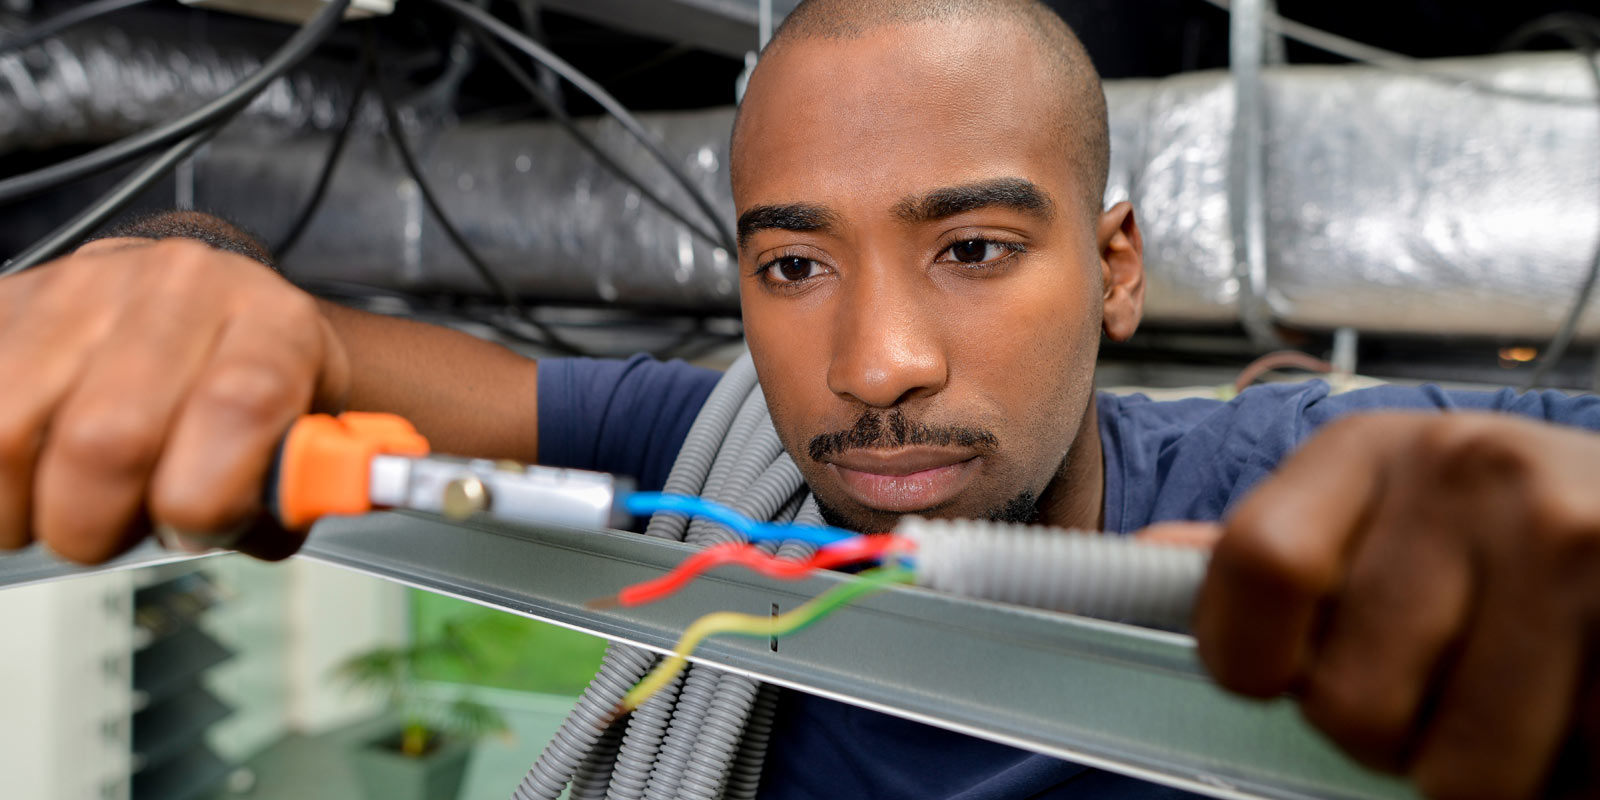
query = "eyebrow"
(893, 177, 1056, 224)
(735, 178, 1055, 249)
(737, 203, 839, 248)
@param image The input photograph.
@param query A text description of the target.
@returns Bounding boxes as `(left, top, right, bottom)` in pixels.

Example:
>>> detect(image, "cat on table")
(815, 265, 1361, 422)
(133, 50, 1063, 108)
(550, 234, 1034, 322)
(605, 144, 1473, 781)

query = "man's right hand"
(0, 237, 350, 563)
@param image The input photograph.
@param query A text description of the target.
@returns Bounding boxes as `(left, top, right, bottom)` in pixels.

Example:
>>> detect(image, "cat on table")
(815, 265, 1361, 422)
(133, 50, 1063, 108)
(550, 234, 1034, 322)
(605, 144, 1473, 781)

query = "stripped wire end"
(620, 567, 914, 711)
(584, 596, 622, 611)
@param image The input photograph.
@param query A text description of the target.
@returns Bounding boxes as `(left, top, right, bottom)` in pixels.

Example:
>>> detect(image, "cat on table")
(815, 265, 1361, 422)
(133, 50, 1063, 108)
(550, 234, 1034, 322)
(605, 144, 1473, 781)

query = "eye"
(938, 239, 1021, 265)
(760, 256, 826, 284)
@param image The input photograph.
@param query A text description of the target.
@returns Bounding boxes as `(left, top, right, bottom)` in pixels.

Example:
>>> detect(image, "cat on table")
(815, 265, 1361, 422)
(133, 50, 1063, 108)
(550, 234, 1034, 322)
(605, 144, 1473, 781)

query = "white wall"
(0, 573, 136, 800)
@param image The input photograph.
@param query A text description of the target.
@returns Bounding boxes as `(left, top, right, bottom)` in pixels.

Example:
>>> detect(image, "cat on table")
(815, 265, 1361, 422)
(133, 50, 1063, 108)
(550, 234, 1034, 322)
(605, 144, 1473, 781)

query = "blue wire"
(624, 492, 856, 546)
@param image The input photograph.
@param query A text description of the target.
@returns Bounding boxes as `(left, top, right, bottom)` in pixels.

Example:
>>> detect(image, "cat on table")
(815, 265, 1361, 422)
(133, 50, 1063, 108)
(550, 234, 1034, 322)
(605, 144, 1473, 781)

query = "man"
(2, 0, 1597, 797)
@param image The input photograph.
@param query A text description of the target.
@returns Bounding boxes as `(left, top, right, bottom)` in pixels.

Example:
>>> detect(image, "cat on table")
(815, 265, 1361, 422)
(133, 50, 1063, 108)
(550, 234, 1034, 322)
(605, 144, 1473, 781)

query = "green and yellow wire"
(621, 567, 914, 711)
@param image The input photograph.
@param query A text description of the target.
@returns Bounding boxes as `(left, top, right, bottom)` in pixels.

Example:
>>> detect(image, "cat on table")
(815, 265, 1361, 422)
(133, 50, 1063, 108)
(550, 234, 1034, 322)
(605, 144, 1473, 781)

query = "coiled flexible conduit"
(513, 355, 820, 800)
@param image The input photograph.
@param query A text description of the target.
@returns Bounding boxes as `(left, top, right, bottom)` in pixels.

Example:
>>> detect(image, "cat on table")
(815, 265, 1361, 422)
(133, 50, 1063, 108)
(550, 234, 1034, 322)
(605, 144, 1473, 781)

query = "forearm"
(317, 301, 541, 462)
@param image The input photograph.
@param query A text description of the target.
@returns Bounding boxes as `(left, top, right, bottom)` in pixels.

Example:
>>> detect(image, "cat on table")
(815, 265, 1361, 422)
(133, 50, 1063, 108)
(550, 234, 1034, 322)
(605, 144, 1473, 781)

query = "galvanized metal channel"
(1, 512, 1413, 799)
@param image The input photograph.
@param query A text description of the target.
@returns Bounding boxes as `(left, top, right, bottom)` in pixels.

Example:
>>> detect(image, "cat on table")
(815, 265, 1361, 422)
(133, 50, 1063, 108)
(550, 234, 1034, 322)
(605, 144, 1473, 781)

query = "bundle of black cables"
(0, 0, 746, 361)
(0, 0, 355, 276)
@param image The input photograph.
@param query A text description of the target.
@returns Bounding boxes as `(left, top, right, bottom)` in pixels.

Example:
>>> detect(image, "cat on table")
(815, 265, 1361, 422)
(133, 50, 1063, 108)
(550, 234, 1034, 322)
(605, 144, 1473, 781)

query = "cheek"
(742, 289, 830, 450)
(957, 264, 1100, 391)
(956, 267, 1101, 474)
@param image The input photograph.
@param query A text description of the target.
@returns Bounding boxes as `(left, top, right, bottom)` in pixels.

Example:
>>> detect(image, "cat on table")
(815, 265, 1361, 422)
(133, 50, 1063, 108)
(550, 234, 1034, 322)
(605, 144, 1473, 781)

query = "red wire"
(613, 535, 914, 607)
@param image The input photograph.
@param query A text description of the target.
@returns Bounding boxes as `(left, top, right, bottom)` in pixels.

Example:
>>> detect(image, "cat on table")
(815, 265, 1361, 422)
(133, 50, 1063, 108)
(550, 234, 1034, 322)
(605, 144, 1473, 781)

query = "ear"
(1097, 201, 1145, 343)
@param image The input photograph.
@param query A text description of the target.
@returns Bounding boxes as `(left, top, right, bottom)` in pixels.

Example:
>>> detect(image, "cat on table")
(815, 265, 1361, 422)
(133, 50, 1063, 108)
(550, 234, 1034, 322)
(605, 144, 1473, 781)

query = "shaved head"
(732, 0, 1144, 535)
(731, 0, 1110, 219)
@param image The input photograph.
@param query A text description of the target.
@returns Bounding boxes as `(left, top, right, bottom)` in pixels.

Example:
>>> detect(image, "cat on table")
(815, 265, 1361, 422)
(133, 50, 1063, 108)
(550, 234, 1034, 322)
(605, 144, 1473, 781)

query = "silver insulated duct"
(256, 51, 1595, 340)
(4, 30, 1595, 338)
(0, 9, 362, 151)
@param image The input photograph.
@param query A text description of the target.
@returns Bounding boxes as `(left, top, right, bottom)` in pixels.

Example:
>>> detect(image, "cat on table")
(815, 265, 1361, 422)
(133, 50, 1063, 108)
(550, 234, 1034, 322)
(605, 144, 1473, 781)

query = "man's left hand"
(1191, 412, 1600, 800)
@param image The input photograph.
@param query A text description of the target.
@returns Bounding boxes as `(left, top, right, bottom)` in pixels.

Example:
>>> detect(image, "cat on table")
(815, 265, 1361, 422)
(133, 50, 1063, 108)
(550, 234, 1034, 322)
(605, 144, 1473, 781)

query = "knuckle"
(52, 409, 163, 476)
(275, 288, 319, 321)
(1219, 505, 1340, 595)
(1414, 417, 1529, 485)
(196, 363, 303, 424)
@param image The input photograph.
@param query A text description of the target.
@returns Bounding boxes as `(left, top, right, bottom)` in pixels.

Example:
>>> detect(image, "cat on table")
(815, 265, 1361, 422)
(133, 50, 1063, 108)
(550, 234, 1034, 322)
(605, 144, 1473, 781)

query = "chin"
(813, 494, 903, 535)
(813, 490, 1039, 533)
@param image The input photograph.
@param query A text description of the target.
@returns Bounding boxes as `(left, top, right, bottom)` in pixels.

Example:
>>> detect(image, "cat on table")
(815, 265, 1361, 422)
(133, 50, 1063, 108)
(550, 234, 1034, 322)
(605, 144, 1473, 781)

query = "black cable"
(467, 26, 729, 250)
(274, 57, 372, 261)
(430, 0, 738, 254)
(366, 28, 584, 356)
(0, 0, 352, 206)
(0, 0, 153, 57)
(1, 127, 218, 276)
(1500, 16, 1600, 390)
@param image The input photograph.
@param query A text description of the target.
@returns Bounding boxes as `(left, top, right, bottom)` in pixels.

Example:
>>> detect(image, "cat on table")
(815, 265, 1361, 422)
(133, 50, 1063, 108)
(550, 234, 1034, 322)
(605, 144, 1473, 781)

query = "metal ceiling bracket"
(1228, 0, 1287, 350)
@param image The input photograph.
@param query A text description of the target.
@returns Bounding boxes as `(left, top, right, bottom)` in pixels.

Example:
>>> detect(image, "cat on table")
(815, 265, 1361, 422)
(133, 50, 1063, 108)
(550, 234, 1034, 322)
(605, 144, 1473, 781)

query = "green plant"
(334, 612, 512, 758)
(411, 590, 607, 694)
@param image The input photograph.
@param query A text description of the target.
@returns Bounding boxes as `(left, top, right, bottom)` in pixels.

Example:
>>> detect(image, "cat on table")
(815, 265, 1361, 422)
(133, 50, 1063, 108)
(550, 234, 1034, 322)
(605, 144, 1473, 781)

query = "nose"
(826, 264, 948, 409)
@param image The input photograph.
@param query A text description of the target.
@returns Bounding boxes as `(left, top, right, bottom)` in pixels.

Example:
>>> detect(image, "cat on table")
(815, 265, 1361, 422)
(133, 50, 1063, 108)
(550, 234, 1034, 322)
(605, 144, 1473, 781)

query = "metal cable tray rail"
(0, 512, 1414, 800)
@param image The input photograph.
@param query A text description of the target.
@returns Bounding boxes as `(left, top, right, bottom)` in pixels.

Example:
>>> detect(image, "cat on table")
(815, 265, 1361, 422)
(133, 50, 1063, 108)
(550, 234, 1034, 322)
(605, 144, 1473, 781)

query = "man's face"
(733, 20, 1126, 533)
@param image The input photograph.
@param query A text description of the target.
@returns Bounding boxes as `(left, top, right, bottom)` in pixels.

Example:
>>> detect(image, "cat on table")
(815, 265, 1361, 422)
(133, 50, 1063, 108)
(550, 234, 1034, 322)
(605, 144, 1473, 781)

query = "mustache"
(806, 408, 999, 463)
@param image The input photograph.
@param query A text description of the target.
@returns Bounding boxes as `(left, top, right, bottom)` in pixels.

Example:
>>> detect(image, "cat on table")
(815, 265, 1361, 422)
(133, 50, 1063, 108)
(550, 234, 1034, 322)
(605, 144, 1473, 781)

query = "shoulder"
(1101, 380, 1600, 532)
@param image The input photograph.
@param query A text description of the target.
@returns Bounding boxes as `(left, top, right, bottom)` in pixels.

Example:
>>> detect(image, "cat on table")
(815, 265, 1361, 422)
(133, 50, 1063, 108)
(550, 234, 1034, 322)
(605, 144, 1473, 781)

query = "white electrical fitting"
(179, 0, 394, 23)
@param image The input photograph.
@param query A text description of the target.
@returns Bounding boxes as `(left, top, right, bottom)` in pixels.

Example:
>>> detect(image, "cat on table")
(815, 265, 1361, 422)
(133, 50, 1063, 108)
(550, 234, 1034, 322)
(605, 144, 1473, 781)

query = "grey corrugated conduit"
(512, 644, 658, 800)
(679, 674, 764, 798)
(569, 722, 627, 799)
(513, 353, 1207, 799)
(600, 674, 685, 799)
(511, 353, 820, 800)
(898, 517, 1207, 632)
(642, 666, 727, 799)
(722, 683, 782, 800)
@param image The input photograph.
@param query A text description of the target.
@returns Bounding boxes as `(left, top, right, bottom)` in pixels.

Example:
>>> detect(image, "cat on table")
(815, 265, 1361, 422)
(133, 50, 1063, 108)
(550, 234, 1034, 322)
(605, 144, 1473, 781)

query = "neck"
(1035, 395, 1105, 532)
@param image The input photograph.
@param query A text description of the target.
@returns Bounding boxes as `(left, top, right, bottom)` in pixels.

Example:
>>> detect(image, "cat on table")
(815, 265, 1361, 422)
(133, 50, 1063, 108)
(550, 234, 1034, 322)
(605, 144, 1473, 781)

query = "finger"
(1409, 584, 1584, 799)
(1195, 414, 1423, 697)
(32, 273, 224, 563)
(1295, 485, 1477, 771)
(148, 306, 324, 548)
(0, 267, 127, 550)
(1134, 521, 1222, 549)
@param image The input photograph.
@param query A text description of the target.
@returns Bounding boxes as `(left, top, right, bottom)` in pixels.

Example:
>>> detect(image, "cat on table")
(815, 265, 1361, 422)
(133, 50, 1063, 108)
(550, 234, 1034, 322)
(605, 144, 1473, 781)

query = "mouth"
(824, 447, 981, 514)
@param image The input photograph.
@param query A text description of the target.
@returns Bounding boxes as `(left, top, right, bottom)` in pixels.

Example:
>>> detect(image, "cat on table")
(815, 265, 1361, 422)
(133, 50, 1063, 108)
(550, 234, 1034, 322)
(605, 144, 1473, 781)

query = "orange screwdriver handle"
(272, 412, 430, 530)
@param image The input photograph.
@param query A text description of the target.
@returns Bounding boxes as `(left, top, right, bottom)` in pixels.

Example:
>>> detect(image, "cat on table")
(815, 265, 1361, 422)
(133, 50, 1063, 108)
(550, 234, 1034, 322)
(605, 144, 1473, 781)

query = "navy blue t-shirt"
(537, 355, 1600, 799)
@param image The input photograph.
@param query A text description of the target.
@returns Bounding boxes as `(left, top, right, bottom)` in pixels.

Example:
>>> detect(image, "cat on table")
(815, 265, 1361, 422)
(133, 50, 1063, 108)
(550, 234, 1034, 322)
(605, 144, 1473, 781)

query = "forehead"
(733, 20, 1070, 219)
